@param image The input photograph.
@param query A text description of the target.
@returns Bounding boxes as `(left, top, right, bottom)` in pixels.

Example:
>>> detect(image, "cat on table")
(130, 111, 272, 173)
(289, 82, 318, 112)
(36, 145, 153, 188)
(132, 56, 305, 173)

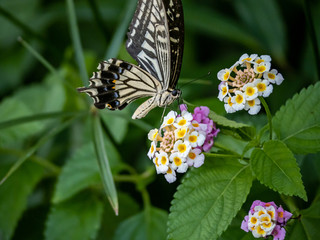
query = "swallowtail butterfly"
(78, 0, 184, 119)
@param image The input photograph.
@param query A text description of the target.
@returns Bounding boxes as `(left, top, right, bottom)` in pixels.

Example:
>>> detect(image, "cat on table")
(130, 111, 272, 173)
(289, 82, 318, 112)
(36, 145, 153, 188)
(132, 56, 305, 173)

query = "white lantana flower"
(170, 152, 188, 173)
(244, 98, 261, 115)
(185, 131, 205, 148)
(253, 79, 273, 97)
(148, 129, 159, 141)
(275, 73, 284, 85)
(254, 55, 271, 64)
(232, 91, 246, 111)
(173, 111, 193, 129)
(218, 82, 229, 101)
(217, 68, 231, 81)
(242, 83, 258, 100)
(174, 126, 188, 140)
(187, 148, 205, 167)
(263, 69, 278, 83)
(254, 62, 271, 74)
(161, 110, 177, 128)
(173, 140, 191, 158)
(147, 141, 157, 159)
(224, 96, 236, 113)
(155, 151, 169, 173)
(164, 166, 176, 183)
(239, 53, 258, 63)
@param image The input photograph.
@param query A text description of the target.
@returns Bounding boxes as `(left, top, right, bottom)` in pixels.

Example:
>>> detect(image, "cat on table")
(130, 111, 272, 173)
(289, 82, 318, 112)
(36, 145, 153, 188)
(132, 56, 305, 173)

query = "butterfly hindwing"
(78, 59, 161, 110)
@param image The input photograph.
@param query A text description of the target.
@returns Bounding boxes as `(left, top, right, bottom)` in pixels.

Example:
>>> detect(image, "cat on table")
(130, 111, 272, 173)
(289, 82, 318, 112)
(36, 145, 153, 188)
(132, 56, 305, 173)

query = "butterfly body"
(78, 0, 184, 119)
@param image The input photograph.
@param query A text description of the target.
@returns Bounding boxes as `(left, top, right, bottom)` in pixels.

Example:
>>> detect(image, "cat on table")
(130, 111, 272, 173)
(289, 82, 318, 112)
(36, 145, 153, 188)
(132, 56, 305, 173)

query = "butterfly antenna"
(179, 71, 212, 89)
(159, 104, 168, 128)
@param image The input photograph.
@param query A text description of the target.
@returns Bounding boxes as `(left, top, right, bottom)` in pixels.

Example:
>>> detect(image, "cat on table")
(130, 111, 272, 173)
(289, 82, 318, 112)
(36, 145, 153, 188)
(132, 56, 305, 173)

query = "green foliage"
(167, 158, 253, 240)
(251, 140, 307, 201)
(273, 82, 320, 154)
(45, 193, 103, 240)
(0, 159, 43, 240)
(113, 207, 168, 240)
(0, 0, 320, 239)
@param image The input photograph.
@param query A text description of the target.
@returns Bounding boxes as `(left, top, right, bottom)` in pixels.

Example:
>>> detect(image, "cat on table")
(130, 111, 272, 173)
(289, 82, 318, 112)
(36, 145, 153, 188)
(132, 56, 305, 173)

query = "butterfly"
(77, 0, 184, 119)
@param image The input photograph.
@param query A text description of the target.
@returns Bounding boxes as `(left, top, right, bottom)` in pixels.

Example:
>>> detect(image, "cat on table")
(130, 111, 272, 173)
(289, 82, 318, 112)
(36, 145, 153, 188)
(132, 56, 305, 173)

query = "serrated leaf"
(251, 140, 307, 200)
(167, 158, 253, 240)
(273, 82, 320, 154)
(53, 140, 123, 203)
(0, 158, 43, 240)
(209, 110, 255, 141)
(113, 207, 168, 240)
(45, 192, 103, 240)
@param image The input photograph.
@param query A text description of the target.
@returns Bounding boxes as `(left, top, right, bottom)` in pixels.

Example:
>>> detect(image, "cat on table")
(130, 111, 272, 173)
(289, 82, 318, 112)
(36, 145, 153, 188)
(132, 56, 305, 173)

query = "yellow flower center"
(268, 73, 275, 79)
(247, 100, 255, 107)
(178, 119, 187, 126)
(261, 216, 271, 222)
(161, 156, 167, 165)
(151, 144, 155, 153)
(257, 82, 266, 92)
(177, 129, 186, 138)
(250, 217, 257, 224)
(155, 157, 159, 166)
(242, 57, 252, 62)
(235, 94, 244, 104)
(257, 65, 266, 73)
(246, 86, 255, 96)
(258, 210, 265, 216)
(257, 226, 266, 235)
(222, 86, 228, 95)
(262, 222, 272, 228)
(174, 157, 182, 166)
(189, 135, 197, 143)
(267, 211, 274, 219)
(188, 152, 196, 159)
(256, 59, 264, 64)
(178, 144, 186, 153)
(278, 212, 283, 218)
(167, 168, 172, 174)
(167, 118, 174, 125)
(192, 123, 199, 128)
(223, 72, 230, 81)
(228, 97, 233, 106)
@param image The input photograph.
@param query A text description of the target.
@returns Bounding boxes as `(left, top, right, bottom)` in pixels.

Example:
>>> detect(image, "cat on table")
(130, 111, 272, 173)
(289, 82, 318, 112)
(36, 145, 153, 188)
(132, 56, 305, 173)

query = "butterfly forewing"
(126, 0, 171, 87)
(163, 0, 184, 89)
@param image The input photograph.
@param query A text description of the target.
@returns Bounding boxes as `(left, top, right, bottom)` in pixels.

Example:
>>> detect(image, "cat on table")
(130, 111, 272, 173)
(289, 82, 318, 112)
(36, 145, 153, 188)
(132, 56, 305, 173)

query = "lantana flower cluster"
(147, 105, 219, 183)
(217, 54, 284, 115)
(241, 200, 292, 240)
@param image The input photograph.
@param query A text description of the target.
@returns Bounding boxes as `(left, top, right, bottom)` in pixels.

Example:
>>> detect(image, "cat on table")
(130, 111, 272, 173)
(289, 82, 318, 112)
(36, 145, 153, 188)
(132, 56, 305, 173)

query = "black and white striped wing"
(77, 59, 161, 111)
(126, 0, 171, 89)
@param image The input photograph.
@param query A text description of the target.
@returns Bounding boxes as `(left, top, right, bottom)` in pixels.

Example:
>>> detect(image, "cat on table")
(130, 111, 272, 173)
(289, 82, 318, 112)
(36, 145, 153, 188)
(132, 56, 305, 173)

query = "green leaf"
(53, 143, 101, 203)
(287, 192, 320, 240)
(45, 192, 103, 240)
(167, 158, 253, 240)
(251, 140, 307, 201)
(92, 114, 119, 215)
(113, 207, 168, 240)
(273, 82, 320, 154)
(0, 98, 42, 146)
(0, 159, 43, 240)
(100, 109, 129, 144)
(97, 192, 140, 240)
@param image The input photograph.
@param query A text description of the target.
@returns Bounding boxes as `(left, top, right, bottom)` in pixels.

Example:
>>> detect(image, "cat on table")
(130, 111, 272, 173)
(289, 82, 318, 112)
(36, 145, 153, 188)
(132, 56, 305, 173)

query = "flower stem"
(259, 97, 273, 140)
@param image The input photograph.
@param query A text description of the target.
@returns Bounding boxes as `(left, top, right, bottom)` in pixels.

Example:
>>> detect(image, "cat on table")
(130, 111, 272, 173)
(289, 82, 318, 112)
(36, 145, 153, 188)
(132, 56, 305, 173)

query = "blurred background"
(0, 0, 319, 239)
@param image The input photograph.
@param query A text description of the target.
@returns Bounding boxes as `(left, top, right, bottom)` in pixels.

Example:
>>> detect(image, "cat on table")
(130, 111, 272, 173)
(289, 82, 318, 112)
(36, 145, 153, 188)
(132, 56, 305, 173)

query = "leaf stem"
(259, 97, 273, 140)
(66, 0, 88, 85)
